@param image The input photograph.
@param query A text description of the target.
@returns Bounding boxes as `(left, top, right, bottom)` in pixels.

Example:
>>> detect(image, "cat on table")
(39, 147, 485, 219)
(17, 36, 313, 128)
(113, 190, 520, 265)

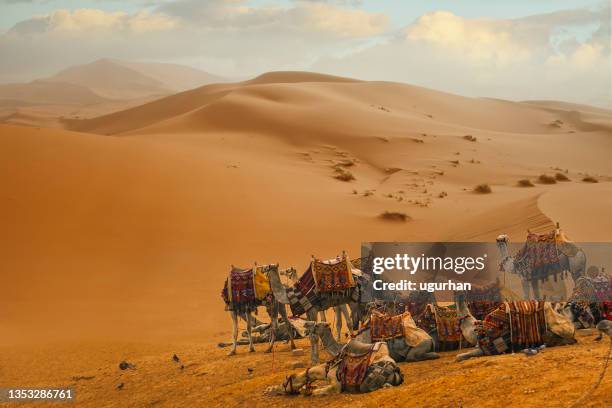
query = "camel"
(454, 293, 576, 361)
(496, 231, 586, 300)
(218, 317, 306, 348)
(310, 317, 440, 363)
(560, 301, 596, 329)
(222, 264, 297, 356)
(268, 254, 365, 363)
(265, 331, 402, 396)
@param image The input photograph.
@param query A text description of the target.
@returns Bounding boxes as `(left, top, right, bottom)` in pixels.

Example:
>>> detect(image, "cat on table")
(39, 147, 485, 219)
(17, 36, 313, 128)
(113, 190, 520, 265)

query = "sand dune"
(2, 71, 612, 346)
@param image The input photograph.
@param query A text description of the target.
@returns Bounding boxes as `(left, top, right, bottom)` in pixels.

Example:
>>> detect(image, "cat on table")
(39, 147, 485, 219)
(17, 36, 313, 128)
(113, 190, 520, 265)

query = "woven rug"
(370, 310, 405, 341)
(476, 304, 511, 355)
(222, 267, 258, 313)
(286, 266, 320, 316)
(476, 301, 547, 355)
(336, 347, 374, 392)
(507, 301, 546, 348)
(312, 257, 355, 292)
(433, 305, 462, 343)
(515, 232, 564, 282)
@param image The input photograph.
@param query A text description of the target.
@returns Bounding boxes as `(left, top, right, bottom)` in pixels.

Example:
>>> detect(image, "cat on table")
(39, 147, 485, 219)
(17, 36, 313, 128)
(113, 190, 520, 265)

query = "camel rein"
(568, 338, 612, 408)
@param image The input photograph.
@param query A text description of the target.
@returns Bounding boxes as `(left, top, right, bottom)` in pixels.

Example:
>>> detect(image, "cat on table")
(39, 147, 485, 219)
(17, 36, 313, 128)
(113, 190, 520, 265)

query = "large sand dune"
(0, 71, 611, 407)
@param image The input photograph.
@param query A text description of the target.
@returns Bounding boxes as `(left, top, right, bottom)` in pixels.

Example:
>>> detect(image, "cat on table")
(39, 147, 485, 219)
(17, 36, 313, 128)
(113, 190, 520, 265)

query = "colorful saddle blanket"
(350, 255, 373, 276)
(465, 283, 503, 320)
(312, 257, 355, 292)
(476, 301, 547, 355)
(253, 265, 272, 301)
(222, 267, 258, 313)
(370, 310, 405, 341)
(432, 305, 462, 343)
(336, 346, 375, 392)
(515, 232, 566, 282)
(286, 266, 320, 316)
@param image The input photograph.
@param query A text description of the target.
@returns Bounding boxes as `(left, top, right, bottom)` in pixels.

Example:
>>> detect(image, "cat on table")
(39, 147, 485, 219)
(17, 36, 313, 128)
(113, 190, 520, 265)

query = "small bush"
(474, 184, 492, 194)
(555, 173, 570, 181)
(334, 169, 355, 182)
(518, 179, 534, 187)
(538, 174, 557, 184)
(463, 135, 477, 142)
(379, 211, 410, 222)
(583, 176, 598, 183)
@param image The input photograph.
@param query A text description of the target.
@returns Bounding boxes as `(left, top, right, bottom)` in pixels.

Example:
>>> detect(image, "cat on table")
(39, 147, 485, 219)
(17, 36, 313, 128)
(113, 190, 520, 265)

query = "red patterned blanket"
(312, 257, 355, 292)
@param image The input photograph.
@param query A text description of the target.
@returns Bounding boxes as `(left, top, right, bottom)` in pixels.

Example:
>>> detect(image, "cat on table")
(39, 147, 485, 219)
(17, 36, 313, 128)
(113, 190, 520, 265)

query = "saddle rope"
(568, 338, 611, 408)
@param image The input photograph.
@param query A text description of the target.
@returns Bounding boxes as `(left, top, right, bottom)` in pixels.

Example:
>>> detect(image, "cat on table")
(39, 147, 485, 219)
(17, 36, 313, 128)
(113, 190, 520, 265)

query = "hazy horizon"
(0, 0, 610, 107)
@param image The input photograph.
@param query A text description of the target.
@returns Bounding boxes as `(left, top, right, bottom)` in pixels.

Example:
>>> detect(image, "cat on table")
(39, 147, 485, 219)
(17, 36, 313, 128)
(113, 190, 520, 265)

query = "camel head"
(496, 234, 513, 272)
(304, 321, 331, 337)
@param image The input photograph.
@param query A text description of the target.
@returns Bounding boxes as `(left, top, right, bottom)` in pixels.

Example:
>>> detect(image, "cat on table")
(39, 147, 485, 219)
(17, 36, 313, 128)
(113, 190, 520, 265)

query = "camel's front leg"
(246, 311, 255, 352)
(228, 311, 238, 356)
(531, 280, 541, 300)
(309, 367, 341, 396)
(335, 306, 343, 342)
(279, 303, 297, 350)
(266, 301, 278, 353)
(456, 347, 484, 361)
(340, 304, 353, 338)
(521, 279, 532, 300)
(308, 309, 320, 363)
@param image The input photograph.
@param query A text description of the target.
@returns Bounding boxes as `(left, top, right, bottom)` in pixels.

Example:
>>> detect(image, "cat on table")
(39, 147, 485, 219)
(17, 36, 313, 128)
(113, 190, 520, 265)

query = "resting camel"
(265, 333, 402, 396)
(222, 264, 298, 356)
(311, 317, 439, 363)
(454, 293, 576, 361)
(268, 253, 366, 363)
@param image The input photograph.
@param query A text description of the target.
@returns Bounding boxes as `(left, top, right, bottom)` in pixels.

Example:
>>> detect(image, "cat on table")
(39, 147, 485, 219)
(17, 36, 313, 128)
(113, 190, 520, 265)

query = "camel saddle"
(369, 310, 430, 347)
(312, 256, 356, 293)
(335, 341, 381, 392)
(222, 267, 258, 313)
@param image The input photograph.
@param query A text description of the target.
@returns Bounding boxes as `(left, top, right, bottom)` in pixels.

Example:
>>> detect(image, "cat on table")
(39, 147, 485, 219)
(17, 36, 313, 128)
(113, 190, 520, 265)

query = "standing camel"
(222, 264, 297, 356)
(268, 253, 363, 363)
(496, 229, 586, 300)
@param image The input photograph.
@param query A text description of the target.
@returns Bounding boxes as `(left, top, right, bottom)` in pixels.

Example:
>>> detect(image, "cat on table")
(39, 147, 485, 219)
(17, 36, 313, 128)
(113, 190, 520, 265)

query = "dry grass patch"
(379, 211, 410, 222)
(555, 173, 570, 181)
(518, 179, 535, 187)
(582, 176, 598, 183)
(474, 184, 492, 194)
(538, 174, 557, 184)
(463, 135, 477, 142)
(333, 169, 355, 182)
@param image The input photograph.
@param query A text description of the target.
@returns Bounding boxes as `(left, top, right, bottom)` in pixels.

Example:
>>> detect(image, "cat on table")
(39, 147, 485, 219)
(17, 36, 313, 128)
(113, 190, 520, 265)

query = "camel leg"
(246, 311, 255, 352)
(308, 309, 320, 364)
(279, 303, 296, 350)
(228, 311, 238, 356)
(266, 301, 278, 353)
(340, 304, 353, 338)
(319, 311, 327, 322)
(335, 306, 343, 342)
(405, 340, 440, 362)
(521, 279, 531, 300)
(310, 367, 342, 396)
(531, 280, 541, 300)
(456, 347, 484, 361)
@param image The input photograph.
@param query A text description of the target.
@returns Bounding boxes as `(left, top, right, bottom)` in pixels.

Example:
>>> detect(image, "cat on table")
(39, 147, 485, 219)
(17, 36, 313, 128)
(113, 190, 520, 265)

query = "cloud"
(0, 1, 387, 81)
(314, 6, 610, 107)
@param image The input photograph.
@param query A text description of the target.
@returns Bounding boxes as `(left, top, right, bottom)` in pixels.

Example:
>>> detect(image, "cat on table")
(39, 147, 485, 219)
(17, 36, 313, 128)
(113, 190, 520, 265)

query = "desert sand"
(0, 72, 611, 407)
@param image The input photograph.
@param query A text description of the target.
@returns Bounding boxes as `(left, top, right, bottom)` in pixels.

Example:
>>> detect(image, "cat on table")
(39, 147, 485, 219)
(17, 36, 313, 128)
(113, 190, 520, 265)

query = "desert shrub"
(555, 173, 570, 181)
(582, 176, 598, 183)
(463, 135, 477, 142)
(334, 169, 355, 182)
(474, 184, 492, 194)
(538, 174, 557, 184)
(379, 211, 410, 222)
(518, 179, 534, 187)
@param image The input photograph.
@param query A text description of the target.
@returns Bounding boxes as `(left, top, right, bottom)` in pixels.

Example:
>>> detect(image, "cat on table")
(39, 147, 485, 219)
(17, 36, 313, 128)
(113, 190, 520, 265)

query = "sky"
(0, 0, 610, 106)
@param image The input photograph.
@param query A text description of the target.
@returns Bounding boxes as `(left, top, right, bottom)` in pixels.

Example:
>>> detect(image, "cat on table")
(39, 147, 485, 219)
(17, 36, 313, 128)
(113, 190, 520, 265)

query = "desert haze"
(1, 71, 611, 407)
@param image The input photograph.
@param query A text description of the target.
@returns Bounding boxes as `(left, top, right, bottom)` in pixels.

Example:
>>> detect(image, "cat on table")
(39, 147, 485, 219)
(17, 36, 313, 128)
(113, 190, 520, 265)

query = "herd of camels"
(220, 231, 612, 396)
